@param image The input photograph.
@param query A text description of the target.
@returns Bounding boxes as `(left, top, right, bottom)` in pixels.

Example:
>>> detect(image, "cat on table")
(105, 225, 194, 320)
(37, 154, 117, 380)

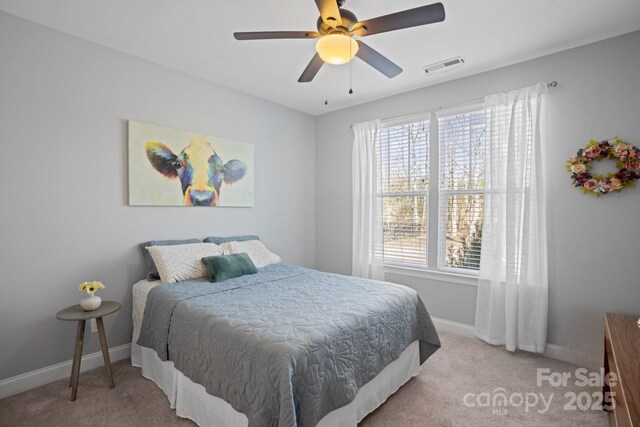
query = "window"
(375, 107, 486, 275)
(376, 120, 429, 266)
(438, 110, 485, 272)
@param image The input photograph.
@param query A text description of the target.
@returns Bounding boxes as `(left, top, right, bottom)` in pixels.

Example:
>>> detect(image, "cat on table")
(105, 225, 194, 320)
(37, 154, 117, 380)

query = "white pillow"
(146, 243, 223, 284)
(223, 240, 281, 268)
(219, 242, 234, 255)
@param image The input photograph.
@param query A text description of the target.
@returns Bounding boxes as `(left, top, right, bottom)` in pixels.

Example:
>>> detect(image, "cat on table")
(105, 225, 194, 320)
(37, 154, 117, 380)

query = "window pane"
(438, 110, 486, 272)
(410, 129, 429, 192)
(378, 121, 429, 194)
(441, 193, 483, 270)
(439, 111, 486, 190)
(380, 195, 428, 265)
(376, 119, 429, 267)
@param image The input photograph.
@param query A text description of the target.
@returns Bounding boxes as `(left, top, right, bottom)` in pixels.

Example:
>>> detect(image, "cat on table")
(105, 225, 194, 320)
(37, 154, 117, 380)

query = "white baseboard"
(0, 343, 131, 400)
(431, 317, 600, 370)
(544, 343, 601, 371)
(431, 316, 476, 338)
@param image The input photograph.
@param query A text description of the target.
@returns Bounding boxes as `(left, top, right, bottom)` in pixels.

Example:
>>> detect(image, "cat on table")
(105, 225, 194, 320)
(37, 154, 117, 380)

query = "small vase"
(80, 294, 102, 311)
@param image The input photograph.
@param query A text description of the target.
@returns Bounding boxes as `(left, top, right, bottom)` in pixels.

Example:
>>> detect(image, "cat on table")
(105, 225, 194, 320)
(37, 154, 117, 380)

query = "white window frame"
(435, 103, 486, 277)
(377, 112, 431, 269)
(376, 104, 486, 286)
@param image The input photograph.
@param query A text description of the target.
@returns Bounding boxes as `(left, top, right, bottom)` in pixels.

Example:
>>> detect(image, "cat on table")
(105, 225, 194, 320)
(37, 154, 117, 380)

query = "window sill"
(383, 265, 479, 287)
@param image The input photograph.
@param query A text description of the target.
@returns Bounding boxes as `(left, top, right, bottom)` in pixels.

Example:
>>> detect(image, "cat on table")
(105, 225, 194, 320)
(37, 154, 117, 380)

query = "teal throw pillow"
(201, 253, 258, 283)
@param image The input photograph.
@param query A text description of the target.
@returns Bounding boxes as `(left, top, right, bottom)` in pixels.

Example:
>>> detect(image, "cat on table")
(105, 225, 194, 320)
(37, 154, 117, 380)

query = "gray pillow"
(203, 235, 260, 245)
(139, 239, 202, 280)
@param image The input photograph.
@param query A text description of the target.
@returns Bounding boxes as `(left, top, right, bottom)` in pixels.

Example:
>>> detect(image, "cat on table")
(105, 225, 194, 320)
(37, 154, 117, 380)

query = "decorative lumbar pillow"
(140, 238, 202, 280)
(203, 235, 260, 245)
(201, 253, 258, 283)
(223, 240, 281, 268)
(146, 243, 223, 284)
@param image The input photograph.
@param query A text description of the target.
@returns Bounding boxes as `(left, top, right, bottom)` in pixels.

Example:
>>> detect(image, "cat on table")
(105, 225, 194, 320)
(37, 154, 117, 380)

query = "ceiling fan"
(233, 0, 445, 83)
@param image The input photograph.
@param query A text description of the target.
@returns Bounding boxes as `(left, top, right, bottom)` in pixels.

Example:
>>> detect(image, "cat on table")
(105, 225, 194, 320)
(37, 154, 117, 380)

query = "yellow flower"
(78, 281, 105, 295)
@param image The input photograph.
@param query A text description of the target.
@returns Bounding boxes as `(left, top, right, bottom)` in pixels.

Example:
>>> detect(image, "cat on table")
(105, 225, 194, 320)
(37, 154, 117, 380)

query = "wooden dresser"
(604, 313, 640, 426)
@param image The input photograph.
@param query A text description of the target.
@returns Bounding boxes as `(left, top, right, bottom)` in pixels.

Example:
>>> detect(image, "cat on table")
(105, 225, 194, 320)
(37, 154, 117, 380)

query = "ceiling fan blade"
(355, 2, 445, 37)
(234, 31, 320, 40)
(315, 0, 342, 27)
(298, 53, 324, 83)
(355, 41, 402, 78)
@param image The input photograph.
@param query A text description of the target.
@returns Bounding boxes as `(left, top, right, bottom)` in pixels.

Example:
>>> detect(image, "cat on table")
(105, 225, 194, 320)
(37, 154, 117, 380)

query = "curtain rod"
(350, 81, 558, 129)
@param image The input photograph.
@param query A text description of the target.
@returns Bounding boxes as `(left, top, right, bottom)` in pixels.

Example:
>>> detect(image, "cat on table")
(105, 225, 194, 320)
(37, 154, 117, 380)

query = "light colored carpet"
(0, 333, 607, 426)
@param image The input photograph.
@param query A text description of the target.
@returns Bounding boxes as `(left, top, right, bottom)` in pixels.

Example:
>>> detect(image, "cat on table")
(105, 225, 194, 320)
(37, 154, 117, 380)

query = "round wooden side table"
(56, 301, 121, 401)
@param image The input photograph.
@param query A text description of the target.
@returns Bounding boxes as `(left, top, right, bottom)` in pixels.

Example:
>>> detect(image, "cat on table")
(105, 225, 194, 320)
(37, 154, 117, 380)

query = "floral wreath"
(566, 137, 639, 197)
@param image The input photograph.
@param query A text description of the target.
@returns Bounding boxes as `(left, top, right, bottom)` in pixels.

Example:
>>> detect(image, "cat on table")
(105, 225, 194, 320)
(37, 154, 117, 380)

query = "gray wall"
(316, 31, 640, 365)
(0, 12, 316, 380)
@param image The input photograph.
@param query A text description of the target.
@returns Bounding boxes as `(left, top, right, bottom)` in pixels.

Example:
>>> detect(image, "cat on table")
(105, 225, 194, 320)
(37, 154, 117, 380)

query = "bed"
(131, 262, 440, 427)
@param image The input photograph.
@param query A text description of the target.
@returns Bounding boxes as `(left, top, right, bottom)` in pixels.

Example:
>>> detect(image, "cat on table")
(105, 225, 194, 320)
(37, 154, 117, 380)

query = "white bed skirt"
(131, 326, 420, 427)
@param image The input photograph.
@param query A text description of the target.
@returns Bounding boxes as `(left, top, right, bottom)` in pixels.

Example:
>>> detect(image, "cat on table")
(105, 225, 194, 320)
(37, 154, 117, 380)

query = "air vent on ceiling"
(423, 57, 464, 75)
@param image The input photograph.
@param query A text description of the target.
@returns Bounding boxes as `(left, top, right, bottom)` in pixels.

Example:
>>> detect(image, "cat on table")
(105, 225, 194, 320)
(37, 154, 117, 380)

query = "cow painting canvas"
(128, 121, 254, 207)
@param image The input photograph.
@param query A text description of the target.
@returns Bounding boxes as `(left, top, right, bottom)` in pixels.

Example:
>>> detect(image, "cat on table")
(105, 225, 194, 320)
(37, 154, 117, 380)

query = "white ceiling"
(1, 0, 639, 116)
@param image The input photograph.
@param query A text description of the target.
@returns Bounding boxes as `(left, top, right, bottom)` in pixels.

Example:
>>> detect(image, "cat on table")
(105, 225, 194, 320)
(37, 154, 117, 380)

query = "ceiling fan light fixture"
(234, 1, 446, 82)
(315, 34, 358, 65)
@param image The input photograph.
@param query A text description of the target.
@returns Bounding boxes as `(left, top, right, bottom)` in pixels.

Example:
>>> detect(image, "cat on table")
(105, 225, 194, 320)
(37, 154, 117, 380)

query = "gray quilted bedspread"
(138, 264, 440, 427)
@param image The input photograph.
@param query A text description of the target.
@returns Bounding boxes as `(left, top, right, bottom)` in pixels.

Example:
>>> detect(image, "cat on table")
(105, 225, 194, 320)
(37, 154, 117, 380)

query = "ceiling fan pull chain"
(348, 41, 354, 95)
(324, 71, 329, 106)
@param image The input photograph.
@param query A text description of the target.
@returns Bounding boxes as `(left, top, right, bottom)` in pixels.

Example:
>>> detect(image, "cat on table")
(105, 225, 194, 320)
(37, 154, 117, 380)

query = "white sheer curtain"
(474, 83, 549, 353)
(352, 119, 384, 280)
